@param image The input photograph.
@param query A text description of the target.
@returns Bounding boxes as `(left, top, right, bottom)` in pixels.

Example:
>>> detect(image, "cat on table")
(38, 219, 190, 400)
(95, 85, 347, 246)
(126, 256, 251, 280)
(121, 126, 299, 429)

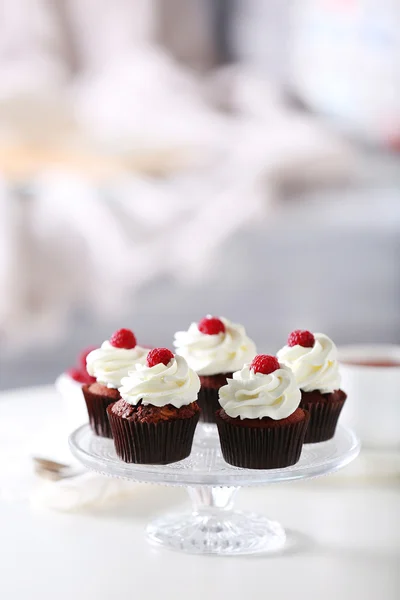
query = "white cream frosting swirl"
(277, 333, 341, 394)
(86, 341, 149, 389)
(119, 355, 200, 408)
(219, 363, 301, 420)
(174, 317, 257, 376)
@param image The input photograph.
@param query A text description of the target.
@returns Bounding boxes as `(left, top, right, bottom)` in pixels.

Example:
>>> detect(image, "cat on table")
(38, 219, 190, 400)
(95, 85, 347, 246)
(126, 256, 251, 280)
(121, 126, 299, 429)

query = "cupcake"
(174, 315, 257, 423)
(277, 330, 347, 443)
(216, 354, 309, 469)
(108, 348, 200, 464)
(83, 328, 149, 438)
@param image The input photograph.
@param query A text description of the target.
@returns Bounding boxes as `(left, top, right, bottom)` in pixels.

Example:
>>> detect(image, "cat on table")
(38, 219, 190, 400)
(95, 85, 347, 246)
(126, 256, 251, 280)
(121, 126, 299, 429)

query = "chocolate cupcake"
(174, 316, 257, 423)
(277, 330, 347, 443)
(108, 348, 200, 464)
(216, 355, 309, 469)
(82, 383, 120, 438)
(84, 328, 149, 437)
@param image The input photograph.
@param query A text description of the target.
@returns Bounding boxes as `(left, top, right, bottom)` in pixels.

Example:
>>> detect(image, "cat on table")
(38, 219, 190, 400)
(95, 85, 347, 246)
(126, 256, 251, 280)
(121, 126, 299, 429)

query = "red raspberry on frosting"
(287, 330, 315, 348)
(110, 328, 137, 349)
(147, 348, 174, 367)
(198, 316, 225, 335)
(250, 355, 280, 375)
(67, 367, 96, 384)
(67, 367, 84, 382)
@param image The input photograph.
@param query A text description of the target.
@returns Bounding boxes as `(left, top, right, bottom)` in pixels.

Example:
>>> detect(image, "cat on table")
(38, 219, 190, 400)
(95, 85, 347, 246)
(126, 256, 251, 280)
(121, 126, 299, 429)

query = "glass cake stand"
(69, 424, 360, 556)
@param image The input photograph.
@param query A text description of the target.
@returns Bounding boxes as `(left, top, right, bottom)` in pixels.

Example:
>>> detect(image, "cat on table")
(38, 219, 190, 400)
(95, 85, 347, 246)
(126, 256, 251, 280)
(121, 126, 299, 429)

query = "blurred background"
(0, 0, 399, 390)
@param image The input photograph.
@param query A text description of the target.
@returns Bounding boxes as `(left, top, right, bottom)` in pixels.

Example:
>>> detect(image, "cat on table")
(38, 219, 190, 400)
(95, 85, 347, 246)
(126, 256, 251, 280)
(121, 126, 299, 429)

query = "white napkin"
(30, 472, 137, 512)
(29, 405, 138, 512)
(0, 384, 139, 511)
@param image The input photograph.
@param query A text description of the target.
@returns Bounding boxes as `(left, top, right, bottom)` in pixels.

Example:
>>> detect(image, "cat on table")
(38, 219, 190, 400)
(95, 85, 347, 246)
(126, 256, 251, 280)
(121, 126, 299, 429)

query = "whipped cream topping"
(119, 355, 200, 408)
(219, 363, 301, 420)
(86, 341, 149, 389)
(174, 317, 257, 376)
(277, 332, 341, 394)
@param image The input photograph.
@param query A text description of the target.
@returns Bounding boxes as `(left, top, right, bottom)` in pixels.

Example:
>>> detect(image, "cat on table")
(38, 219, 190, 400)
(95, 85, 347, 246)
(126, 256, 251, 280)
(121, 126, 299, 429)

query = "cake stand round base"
(147, 486, 285, 555)
(147, 510, 286, 556)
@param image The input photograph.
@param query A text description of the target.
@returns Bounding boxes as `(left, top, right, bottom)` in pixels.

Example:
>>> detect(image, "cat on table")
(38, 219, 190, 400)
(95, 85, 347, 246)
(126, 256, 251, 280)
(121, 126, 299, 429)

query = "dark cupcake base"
(300, 389, 347, 443)
(82, 384, 120, 438)
(216, 408, 309, 469)
(198, 373, 233, 423)
(107, 406, 200, 464)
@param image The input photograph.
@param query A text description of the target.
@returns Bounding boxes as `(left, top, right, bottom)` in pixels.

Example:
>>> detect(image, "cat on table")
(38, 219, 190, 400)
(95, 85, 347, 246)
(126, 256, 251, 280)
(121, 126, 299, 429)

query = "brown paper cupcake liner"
(300, 398, 346, 443)
(215, 410, 310, 469)
(107, 408, 200, 464)
(82, 386, 117, 438)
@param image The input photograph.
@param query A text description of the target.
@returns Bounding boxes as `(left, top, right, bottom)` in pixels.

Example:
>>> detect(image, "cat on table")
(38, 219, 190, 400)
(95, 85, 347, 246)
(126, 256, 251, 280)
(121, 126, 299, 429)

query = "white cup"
(55, 373, 89, 435)
(338, 345, 400, 450)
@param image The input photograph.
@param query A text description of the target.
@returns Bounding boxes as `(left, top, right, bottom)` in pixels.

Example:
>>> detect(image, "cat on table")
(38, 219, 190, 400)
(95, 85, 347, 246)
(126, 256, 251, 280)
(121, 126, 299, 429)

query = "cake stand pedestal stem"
(188, 486, 238, 512)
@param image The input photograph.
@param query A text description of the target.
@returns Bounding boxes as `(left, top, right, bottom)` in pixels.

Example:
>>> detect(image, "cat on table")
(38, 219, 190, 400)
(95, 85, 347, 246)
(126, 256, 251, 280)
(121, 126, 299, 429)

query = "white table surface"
(0, 386, 399, 600)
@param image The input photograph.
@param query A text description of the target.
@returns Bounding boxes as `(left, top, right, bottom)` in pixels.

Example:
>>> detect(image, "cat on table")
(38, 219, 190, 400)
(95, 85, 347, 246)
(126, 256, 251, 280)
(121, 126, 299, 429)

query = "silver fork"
(33, 457, 83, 481)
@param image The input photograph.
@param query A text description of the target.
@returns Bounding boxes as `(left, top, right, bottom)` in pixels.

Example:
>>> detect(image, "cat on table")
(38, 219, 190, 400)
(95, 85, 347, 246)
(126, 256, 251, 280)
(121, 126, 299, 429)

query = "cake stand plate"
(69, 424, 360, 556)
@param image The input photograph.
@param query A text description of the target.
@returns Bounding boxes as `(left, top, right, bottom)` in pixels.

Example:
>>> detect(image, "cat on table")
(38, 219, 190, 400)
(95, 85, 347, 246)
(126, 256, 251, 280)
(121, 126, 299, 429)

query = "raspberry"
(198, 316, 225, 335)
(67, 367, 95, 385)
(110, 328, 137, 349)
(81, 371, 96, 384)
(287, 330, 315, 348)
(78, 345, 97, 372)
(67, 367, 84, 382)
(147, 348, 174, 367)
(250, 355, 280, 375)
